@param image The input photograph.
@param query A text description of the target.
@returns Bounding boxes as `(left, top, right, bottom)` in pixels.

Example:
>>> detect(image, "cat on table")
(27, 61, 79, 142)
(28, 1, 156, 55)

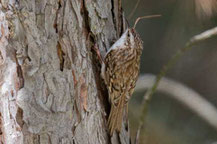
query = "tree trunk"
(0, 0, 130, 144)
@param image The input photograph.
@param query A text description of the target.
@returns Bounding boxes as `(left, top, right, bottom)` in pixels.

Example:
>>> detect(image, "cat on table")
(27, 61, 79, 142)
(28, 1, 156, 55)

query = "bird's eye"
(127, 32, 130, 37)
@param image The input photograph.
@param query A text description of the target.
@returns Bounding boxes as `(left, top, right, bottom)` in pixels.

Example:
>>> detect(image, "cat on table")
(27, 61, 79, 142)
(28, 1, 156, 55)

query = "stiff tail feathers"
(108, 99, 125, 135)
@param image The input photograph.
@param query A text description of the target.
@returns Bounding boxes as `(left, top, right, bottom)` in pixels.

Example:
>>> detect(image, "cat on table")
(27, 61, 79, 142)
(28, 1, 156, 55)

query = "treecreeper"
(101, 15, 161, 135)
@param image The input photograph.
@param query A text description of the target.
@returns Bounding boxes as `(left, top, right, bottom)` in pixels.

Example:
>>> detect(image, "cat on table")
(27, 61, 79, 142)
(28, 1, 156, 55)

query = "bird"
(101, 15, 161, 135)
(101, 27, 143, 135)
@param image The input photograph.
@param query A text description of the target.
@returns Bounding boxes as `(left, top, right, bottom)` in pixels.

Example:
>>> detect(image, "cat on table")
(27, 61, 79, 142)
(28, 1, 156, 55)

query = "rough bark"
(0, 0, 130, 144)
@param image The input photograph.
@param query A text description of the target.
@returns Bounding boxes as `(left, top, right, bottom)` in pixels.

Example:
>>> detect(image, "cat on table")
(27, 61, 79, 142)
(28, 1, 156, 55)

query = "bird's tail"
(108, 98, 125, 135)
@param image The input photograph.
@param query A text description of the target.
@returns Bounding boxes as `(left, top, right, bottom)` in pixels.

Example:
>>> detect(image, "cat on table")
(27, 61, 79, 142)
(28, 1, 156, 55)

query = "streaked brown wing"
(104, 46, 139, 106)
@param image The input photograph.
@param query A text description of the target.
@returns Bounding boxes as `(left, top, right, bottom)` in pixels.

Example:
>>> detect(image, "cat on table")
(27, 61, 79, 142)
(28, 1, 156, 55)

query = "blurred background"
(122, 0, 217, 143)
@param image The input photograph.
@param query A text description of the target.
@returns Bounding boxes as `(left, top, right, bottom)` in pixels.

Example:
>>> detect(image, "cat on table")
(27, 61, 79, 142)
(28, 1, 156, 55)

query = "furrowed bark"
(0, 0, 130, 143)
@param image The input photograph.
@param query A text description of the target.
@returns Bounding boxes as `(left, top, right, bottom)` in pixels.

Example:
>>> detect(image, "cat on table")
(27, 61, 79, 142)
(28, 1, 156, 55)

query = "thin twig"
(128, 0, 141, 19)
(136, 26, 217, 141)
(135, 125, 141, 144)
(136, 74, 217, 130)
